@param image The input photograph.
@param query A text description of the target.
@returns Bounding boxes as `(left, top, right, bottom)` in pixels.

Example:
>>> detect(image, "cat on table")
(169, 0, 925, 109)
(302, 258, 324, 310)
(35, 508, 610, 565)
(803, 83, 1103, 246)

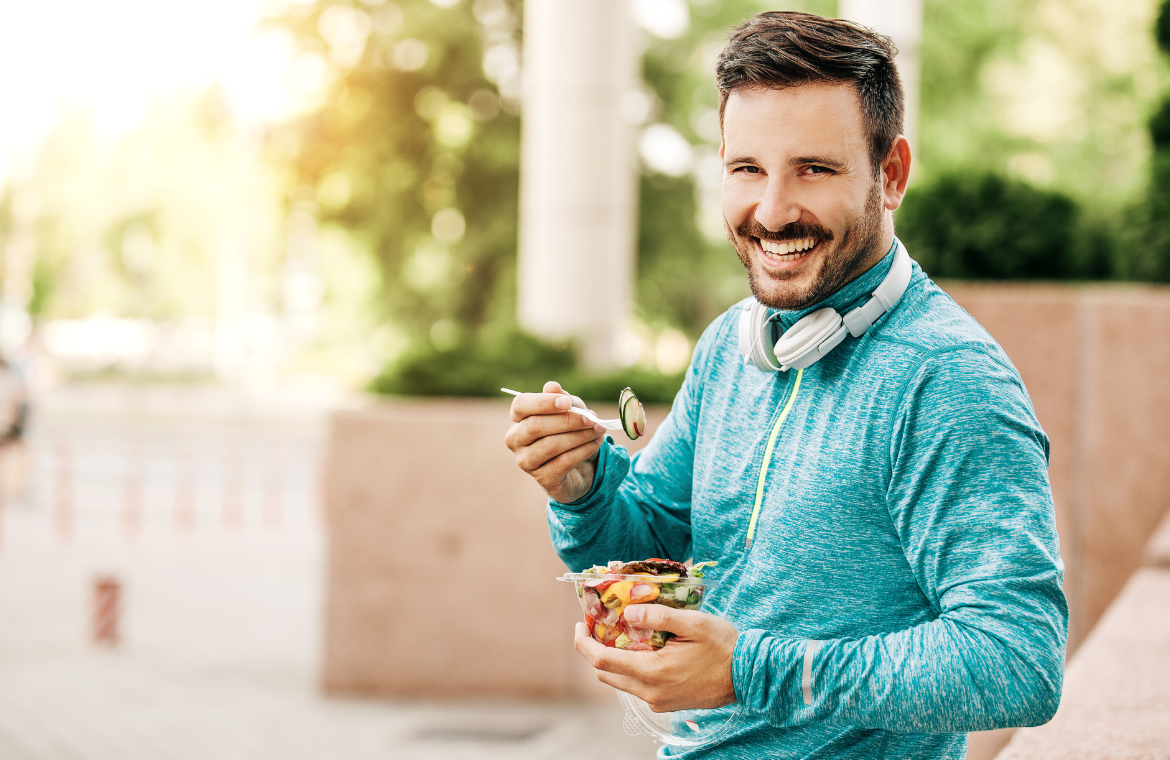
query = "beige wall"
(944, 283, 1170, 650)
(321, 283, 1170, 700)
(321, 398, 663, 699)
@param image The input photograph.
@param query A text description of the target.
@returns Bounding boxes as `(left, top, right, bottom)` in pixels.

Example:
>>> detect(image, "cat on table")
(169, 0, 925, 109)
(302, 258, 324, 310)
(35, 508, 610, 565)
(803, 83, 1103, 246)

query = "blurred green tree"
(1117, 0, 1170, 282)
(270, 0, 524, 351)
(895, 172, 1109, 280)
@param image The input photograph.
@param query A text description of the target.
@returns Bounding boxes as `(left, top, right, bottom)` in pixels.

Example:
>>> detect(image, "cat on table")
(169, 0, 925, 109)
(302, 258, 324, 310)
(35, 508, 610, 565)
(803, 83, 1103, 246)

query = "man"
(504, 12, 1066, 759)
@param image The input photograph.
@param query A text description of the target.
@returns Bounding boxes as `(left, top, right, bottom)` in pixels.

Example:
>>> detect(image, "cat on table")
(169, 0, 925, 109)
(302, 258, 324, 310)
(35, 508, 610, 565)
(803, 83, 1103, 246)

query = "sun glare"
(0, 0, 300, 182)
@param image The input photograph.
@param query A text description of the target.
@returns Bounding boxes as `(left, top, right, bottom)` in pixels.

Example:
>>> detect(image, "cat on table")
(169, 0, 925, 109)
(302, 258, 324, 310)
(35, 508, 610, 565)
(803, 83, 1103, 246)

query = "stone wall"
(944, 283, 1170, 650)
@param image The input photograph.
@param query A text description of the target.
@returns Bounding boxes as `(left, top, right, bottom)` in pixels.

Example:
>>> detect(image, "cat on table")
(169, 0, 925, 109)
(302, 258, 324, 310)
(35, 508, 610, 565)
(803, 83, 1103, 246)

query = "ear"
(880, 136, 912, 211)
(719, 140, 725, 161)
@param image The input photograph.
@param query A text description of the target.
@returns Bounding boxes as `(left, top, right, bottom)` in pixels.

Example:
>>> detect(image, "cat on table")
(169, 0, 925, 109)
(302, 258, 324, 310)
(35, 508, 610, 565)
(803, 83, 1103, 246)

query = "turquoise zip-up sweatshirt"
(547, 242, 1067, 759)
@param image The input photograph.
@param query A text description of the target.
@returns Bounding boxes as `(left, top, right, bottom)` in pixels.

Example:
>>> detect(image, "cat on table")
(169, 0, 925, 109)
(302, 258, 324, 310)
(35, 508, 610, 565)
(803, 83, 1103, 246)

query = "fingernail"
(594, 424, 605, 433)
(555, 395, 571, 410)
(625, 606, 643, 624)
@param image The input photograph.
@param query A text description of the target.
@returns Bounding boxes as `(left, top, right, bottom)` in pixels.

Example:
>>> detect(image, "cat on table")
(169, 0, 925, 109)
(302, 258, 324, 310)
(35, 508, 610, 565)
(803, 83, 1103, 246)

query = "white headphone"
(738, 240, 913, 372)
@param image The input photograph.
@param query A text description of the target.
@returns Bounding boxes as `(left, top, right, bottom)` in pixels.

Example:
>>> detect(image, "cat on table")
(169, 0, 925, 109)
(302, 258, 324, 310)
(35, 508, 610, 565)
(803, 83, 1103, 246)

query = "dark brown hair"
(716, 12, 904, 174)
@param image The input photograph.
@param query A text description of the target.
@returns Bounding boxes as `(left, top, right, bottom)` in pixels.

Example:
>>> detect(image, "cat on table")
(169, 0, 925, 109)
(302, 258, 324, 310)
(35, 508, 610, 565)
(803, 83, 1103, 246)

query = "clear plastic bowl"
(557, 572, 744, 748)
(618, 690, 744, 748)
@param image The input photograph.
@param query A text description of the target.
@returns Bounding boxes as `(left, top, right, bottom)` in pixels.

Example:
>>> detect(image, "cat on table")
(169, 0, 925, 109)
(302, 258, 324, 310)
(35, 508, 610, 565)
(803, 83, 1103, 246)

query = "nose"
(753, 175, 801, 232)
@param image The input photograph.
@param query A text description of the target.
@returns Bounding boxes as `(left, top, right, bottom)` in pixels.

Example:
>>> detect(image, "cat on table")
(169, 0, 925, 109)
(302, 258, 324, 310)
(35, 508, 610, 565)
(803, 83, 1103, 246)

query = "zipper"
(745, 368, 803, 549)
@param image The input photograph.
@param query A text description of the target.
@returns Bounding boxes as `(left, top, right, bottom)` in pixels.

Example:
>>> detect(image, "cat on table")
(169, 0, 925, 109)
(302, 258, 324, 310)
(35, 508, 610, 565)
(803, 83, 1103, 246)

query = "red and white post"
(92, 576, 121, 647)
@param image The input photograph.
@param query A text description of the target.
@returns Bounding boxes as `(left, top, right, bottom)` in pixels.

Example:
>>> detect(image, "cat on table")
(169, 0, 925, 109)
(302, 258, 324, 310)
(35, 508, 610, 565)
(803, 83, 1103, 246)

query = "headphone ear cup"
(739, 300, 779, 372)
(737, 302, 755, 363)
(774, 307, 843, 368)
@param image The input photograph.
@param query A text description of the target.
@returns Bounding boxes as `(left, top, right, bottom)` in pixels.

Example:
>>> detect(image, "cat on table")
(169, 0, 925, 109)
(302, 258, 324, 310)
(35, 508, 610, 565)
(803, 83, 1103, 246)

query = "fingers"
(504, 395, 603, 463)
(623, 605, 711, 639)
(510, 390, 572, 423)
(573, 623, 654, 680)
(573, 623, 671, 710)
(510, 422, 603, 472)
(528, 435, 602, 481)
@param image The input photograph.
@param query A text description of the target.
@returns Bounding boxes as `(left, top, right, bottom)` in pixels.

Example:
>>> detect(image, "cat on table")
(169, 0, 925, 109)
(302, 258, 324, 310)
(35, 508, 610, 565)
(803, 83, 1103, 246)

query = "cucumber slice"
(618, 387, 646, 440)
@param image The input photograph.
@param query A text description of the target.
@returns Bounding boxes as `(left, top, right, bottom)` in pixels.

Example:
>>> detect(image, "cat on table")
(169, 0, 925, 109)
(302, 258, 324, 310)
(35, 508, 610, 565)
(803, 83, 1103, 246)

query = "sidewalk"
(0, 384, 652, 760)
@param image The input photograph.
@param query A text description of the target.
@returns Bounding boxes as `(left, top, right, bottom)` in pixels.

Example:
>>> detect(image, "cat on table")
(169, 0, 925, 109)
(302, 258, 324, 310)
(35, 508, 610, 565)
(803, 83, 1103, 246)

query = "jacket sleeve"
(546, 318, 725, 571)
(732, 347, 1068, 733)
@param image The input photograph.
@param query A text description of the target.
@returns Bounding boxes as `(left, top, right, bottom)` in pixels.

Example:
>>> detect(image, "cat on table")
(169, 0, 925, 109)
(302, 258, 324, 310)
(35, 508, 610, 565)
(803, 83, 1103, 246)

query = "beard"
(728, 180, 885, 310)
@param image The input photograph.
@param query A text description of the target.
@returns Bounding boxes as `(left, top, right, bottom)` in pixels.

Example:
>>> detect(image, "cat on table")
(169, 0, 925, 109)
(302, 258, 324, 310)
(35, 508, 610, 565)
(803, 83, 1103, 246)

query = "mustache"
(736, 218, 833, 243)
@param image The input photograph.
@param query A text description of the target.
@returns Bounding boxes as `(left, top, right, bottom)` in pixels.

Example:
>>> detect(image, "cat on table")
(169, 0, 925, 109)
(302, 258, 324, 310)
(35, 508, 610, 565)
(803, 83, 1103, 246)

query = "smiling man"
(504, 12, 1066, 759)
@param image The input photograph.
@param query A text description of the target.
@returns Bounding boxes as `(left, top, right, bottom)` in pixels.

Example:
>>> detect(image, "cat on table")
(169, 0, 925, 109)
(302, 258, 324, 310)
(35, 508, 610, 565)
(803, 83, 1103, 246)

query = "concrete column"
(518, 0, 638, 370)
(839, 0, 923, 154)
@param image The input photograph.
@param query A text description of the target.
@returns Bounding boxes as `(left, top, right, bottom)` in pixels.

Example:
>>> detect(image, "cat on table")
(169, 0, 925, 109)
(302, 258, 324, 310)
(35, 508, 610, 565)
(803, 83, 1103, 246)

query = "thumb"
(625, 604, 710, 638)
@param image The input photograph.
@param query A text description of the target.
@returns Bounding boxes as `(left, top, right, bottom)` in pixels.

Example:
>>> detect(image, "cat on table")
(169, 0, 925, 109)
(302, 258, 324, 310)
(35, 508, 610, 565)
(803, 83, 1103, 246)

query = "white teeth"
(758, 237, 817, 261)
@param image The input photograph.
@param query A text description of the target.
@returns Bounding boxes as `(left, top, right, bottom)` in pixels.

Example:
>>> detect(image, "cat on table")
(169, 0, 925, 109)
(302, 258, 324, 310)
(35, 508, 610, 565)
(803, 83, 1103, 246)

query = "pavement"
(0, 383, 654, 760)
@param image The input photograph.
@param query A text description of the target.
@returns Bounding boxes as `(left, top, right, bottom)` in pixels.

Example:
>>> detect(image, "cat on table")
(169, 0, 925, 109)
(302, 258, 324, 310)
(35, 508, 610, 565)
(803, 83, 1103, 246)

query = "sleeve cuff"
(732, 629, 810, 728)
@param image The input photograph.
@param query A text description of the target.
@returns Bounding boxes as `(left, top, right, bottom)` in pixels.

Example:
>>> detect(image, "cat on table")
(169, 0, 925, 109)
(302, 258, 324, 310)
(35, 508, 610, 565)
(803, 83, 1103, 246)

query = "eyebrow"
(723, 154, 850, 171)
(789, 155, 848, 170)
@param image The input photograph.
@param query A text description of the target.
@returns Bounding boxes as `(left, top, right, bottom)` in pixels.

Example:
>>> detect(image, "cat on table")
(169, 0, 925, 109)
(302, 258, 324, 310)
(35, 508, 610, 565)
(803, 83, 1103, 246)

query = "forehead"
(722, 84, 867, 161)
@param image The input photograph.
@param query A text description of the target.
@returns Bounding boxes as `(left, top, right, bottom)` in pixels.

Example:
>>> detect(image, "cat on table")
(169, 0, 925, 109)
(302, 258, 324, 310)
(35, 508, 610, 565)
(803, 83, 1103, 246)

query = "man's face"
(721, 84, 888, 310)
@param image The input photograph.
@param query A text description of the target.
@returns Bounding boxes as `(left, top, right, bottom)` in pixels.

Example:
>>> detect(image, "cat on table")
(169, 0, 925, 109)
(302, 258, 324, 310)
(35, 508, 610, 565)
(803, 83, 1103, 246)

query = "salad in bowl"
(559, 559, 718, 650)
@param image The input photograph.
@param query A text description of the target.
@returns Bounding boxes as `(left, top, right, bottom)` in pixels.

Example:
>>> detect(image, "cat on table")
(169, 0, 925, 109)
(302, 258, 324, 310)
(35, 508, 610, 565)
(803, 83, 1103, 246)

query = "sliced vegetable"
(600, 581, 634, 611)
(689, 560, 719, 579)
(618, 386, 646, 440)
(582, 588, 603, 618)
(629, 583, 659, 603)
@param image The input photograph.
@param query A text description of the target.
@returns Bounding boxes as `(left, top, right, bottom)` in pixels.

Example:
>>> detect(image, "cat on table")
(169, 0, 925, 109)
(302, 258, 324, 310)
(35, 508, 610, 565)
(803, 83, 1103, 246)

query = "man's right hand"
(504, 380, 608, 503)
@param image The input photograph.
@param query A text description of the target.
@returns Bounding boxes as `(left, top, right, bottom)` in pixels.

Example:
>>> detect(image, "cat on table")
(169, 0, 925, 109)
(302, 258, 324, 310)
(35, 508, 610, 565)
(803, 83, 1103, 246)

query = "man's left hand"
(573, 604, 739, 712)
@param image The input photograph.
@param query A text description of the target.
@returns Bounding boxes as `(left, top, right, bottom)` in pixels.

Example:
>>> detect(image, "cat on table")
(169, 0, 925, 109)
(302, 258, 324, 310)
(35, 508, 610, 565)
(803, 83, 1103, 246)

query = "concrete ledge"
(995, 566, 1170, 760)
(1144, 509, 1170, 569)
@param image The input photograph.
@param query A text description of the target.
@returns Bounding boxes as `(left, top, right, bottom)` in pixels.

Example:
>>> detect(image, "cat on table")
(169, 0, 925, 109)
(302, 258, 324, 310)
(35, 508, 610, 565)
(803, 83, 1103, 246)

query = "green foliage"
(271, 0, 522, 341)
(1122, 0, 1170, 282)
(1157, 0, 1170, 55)
(27, 257, 56, 318)
(918, 0, 1164, 208)
(896, 172, 1108, 280)
(1149, 99, 1170, 149)
(369, 328, 683, 403)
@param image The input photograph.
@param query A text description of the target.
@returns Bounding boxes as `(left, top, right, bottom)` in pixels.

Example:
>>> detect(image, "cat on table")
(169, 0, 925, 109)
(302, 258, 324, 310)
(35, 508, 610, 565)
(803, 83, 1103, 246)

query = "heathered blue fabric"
(547, 242, 1068, 759)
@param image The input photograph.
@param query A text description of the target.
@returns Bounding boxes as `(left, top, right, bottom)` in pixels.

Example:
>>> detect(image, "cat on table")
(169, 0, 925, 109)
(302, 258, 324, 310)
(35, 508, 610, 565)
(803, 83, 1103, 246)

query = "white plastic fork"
(500, 388, 625, 431)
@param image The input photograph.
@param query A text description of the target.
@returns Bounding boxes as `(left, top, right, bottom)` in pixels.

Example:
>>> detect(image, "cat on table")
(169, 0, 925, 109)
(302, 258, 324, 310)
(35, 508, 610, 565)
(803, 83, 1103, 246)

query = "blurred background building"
(1, 1, 1169, 759)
